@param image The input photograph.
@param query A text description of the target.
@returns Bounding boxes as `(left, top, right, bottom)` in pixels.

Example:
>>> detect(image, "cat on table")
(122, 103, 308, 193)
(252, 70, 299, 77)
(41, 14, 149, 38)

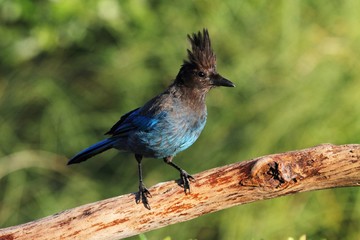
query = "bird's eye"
(198, 71, 206, 78)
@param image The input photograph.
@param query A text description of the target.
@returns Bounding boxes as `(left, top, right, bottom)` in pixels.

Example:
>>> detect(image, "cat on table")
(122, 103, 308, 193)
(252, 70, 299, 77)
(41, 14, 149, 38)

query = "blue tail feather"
(68, 139, 113, 165)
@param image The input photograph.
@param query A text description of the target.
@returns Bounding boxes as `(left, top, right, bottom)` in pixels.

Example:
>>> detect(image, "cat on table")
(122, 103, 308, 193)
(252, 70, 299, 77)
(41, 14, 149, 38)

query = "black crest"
(185, 29, 216, 69)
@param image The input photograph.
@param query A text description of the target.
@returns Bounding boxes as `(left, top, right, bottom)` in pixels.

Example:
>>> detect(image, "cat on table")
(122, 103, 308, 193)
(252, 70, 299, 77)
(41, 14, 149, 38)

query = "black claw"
(135, 155, 151, 209)
(162, 158, 195, 194)
(136, 183, 152, 209)
(180, 170, 195, 194)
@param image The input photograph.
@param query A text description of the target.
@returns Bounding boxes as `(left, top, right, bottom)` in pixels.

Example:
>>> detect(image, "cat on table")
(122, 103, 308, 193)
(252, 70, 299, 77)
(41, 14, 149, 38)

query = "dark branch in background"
(1, 144, 360, 240)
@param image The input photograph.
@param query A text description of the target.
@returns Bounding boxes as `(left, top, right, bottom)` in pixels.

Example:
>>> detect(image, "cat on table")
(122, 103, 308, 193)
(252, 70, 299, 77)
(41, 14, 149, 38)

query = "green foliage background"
(1, 0, 360, 239)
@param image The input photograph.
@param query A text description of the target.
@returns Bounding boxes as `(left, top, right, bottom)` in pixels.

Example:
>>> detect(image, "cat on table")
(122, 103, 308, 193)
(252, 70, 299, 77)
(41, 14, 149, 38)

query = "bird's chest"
(174, 110, 207, 151)
(176, 107, 207, 136)
(158, 108, 207, 156)
(131, 106, 207, 158)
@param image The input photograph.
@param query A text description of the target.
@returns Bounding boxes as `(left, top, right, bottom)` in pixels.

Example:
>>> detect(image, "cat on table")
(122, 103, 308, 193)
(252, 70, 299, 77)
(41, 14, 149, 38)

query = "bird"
(67, 29, 235, 209)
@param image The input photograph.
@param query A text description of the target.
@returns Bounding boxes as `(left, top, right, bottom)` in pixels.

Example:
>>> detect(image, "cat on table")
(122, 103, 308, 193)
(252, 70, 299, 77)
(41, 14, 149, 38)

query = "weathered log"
(1, 144, 359, 240)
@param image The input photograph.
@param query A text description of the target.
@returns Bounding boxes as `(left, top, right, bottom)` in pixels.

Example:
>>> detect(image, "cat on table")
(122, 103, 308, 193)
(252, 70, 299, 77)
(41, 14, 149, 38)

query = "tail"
(67, 138, 114, 165)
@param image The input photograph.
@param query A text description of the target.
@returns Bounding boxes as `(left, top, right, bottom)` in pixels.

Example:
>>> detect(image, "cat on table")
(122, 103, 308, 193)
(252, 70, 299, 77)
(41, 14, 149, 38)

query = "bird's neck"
(168, 83, 207, 111)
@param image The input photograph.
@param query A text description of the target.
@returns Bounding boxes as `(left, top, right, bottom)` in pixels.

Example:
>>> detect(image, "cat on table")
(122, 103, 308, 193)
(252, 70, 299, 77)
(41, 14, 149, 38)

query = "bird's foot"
(179, 170, 195, 194)
(136, 183, 152, 209)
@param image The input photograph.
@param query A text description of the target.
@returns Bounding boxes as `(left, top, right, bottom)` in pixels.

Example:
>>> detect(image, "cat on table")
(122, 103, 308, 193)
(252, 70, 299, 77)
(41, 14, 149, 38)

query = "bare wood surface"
(1, 144, 360, 240)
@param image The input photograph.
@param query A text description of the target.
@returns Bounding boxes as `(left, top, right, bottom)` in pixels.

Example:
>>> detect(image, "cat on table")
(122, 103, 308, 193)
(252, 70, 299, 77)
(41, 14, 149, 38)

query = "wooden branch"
(1, 144, 360, 240)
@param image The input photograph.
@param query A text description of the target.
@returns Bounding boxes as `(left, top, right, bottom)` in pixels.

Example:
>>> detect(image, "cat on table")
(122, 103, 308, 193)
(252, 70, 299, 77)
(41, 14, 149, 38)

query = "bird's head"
(175, 29, 235, 92)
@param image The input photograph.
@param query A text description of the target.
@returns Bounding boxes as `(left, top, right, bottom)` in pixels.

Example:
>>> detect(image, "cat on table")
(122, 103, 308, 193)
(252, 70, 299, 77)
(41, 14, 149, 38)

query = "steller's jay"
(68, 29, 235, 208)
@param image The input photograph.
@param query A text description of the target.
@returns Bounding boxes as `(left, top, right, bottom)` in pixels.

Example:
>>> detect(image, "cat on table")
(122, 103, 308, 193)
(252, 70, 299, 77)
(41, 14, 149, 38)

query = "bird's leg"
(163, 156, 195, 194)
(135, 154, 151, 209)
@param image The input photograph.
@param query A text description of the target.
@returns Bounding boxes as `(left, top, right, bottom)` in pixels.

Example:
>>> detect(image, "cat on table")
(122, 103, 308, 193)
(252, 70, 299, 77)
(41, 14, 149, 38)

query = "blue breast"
(123, 109, 207, 158)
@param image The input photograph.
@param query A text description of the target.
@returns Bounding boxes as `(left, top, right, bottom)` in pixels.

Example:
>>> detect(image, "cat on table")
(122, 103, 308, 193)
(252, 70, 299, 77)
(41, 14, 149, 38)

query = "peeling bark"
(1, 144, 359, 240)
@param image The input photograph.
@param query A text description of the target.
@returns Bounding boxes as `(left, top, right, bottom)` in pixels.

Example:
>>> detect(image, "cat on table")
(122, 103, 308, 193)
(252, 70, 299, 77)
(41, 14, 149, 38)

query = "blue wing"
(105, 107, 166, 136)
(105, 108, 140, 135)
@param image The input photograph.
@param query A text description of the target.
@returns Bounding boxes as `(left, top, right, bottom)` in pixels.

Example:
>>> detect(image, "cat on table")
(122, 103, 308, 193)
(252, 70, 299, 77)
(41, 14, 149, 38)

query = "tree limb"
(1, 144, 360, 240)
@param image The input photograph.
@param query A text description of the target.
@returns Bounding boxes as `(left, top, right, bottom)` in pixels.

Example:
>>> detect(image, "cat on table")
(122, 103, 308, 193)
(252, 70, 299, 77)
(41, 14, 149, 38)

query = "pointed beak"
(211, 74, 235, 87)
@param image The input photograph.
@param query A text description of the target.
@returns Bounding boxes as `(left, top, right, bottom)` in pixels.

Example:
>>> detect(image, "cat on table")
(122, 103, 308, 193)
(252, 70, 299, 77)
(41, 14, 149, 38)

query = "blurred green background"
(1, 0, 360, 239)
